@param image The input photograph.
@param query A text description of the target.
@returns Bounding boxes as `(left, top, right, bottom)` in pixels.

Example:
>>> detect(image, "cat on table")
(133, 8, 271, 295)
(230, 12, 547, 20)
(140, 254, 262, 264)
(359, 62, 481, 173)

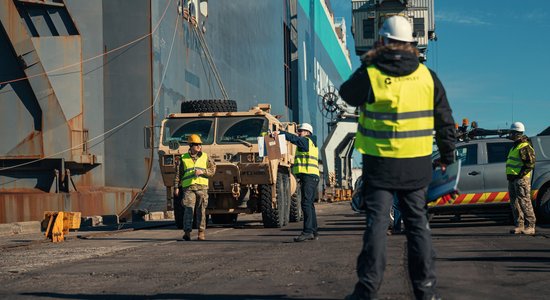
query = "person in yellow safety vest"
(174, 134, 216, 241)
(339, 16, 456, 300)
(272, 123, 320, 242)
(506, 122, 536, 235)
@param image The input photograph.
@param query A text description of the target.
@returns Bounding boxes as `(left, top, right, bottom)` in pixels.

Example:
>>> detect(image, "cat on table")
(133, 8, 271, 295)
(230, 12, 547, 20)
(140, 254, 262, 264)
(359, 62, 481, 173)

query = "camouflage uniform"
(507, 135, 536, 231)
(174, 152, 216, 234)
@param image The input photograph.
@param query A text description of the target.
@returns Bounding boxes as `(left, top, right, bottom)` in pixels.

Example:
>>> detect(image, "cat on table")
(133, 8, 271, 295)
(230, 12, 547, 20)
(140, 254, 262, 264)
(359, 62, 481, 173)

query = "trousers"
(352, 185, 438, 300)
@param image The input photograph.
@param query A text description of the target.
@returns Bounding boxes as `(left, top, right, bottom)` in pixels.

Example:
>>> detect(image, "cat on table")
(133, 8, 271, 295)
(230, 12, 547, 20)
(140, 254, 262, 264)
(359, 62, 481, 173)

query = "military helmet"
(187, 134, 203, 144)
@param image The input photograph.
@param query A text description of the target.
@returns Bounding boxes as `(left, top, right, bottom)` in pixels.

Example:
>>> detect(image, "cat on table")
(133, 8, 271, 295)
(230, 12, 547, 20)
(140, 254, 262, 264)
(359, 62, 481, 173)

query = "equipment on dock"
(43, 211, 81, 243)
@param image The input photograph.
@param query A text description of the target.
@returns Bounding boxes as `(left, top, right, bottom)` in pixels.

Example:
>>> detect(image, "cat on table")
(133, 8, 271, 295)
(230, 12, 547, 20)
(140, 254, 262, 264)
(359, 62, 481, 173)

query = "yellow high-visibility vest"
(180, 153, 209, 187)
(292, 137, 320, 176)
(506, 141, 532, 178)
(355, 64, 434, 158)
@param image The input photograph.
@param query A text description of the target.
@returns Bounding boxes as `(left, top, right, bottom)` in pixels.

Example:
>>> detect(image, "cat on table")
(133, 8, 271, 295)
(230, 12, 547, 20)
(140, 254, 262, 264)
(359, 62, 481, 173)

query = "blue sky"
(333, 0, 550, 137)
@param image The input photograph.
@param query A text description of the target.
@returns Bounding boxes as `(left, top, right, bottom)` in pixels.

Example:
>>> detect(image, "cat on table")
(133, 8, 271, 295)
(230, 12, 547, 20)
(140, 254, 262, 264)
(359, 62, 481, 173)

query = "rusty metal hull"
(0, 0, 352, 223)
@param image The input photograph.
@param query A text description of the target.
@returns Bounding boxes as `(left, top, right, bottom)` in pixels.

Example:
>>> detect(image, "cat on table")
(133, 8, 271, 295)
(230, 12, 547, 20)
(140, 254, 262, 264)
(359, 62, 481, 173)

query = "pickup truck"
(430, 131, 550, 223)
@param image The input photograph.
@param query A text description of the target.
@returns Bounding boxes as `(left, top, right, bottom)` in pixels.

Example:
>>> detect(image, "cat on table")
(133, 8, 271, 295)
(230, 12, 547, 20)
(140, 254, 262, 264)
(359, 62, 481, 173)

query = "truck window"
(217, 117, 268, 145)
(487, 142, 514, 164)
(457, 144, 477, 166)
(162, 118, 214, 145)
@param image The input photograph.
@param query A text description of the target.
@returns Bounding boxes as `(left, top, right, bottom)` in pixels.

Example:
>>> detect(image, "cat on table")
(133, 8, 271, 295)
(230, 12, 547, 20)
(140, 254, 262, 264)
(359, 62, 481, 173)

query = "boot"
(182, 231, 191, 241)
(509, 226, 523, 234)
(522, 226, 535, 235)
(198, 230, 205, 241)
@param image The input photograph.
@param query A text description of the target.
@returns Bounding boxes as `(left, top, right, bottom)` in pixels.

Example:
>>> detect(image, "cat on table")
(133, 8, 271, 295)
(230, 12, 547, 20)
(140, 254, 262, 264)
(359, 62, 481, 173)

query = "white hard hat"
(379, 16, 415, 43)
(510, 122, 525, 132)
(298, 123, 313, 134)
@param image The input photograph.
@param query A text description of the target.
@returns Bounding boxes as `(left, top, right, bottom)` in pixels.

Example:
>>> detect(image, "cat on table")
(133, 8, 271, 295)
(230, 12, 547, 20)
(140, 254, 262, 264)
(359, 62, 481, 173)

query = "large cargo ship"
(0, 0, 351, 223)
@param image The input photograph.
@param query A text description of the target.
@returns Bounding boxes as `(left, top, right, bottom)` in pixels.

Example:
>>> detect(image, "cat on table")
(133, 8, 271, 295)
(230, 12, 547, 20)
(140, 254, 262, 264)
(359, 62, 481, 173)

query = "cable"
(0, 0, 172, 86)
(0, 2, 180, 173)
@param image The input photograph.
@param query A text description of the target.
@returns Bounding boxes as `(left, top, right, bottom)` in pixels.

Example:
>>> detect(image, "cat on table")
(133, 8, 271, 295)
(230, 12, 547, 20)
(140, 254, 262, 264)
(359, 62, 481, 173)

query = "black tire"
(536, 188, 550, 224)
(290, 181, 303, 222)
(211, 214, 238, 225)
(180, 99, 238, 113)
(173, 188, 184, 229)
(280, 172, 291, 226)
(260, 173, 288, 228)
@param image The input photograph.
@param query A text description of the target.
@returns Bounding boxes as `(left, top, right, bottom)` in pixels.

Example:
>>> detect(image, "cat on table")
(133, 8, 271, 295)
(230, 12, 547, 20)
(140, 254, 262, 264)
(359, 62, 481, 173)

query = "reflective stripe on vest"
(180, 153, 209, 187)
(292, 137, 320, 176)
(506, 141, 532, 178)
(355, 64, 435, 158)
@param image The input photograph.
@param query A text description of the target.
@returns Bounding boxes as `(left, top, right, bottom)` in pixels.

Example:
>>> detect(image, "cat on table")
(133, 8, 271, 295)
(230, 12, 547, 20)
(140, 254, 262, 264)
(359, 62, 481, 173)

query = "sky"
(332, 0, 550, 137)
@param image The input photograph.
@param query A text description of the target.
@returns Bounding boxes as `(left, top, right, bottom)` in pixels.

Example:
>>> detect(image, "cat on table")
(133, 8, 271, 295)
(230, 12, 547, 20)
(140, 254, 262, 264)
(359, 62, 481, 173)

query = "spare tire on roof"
(180, 99, 238, 113)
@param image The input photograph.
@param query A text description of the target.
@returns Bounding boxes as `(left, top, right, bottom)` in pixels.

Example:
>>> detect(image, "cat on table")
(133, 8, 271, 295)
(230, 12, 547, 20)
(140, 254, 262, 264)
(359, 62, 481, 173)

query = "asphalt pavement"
(1, 202, 549, 300)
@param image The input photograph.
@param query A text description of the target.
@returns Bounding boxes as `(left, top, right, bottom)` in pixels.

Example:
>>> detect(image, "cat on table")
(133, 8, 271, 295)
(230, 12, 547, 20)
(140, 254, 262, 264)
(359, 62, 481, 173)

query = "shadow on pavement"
(20, 292, 334, 300)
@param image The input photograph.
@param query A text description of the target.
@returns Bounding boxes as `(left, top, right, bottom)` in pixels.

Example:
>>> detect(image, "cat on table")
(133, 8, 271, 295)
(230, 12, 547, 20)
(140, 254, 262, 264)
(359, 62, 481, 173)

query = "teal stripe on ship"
(298, 0, 352, 80)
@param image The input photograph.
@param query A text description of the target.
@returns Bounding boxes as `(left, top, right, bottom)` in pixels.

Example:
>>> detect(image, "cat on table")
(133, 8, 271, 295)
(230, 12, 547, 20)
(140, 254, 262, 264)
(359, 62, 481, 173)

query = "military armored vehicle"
(157, 100, 301, 228)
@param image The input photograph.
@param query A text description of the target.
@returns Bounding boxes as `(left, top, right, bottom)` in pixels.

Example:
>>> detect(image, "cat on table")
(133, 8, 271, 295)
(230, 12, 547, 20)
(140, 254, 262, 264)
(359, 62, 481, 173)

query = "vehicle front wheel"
(536, 188, 550, 224)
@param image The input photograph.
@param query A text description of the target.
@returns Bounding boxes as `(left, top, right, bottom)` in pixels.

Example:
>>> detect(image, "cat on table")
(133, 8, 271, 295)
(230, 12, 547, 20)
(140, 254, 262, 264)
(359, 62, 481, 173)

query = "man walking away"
(506, 122, 536, 235)
(340, 16, 456, 300)
(272, 123, 320, 242)
(174, 134, 216, 241)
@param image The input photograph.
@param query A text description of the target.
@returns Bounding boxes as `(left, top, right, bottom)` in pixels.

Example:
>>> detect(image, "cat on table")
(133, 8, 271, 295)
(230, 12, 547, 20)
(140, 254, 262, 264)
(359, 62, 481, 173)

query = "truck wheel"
(290, 181, 303, 222)
(180, 99, 238, 113)
(211, 214, 238, 225)
(174, 189, 184, 229)
(260, 179, 284, 228)
(278, 171, 290, 226)
(536, 188, 550, 224)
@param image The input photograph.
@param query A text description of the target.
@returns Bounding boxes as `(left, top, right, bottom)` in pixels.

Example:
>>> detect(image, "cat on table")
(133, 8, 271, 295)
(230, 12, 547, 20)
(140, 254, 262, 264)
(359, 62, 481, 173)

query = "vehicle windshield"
(217, 117, 268, 145)
(162, 118, 214, 145)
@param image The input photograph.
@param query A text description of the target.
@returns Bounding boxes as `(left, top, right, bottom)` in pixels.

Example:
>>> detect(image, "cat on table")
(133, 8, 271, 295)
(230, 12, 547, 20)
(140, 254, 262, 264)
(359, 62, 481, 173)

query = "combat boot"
(198, 230, 205, 241)
(509, 226, 523, 234)
(182, 231, 191, 241)
(522, 226, 535, 235)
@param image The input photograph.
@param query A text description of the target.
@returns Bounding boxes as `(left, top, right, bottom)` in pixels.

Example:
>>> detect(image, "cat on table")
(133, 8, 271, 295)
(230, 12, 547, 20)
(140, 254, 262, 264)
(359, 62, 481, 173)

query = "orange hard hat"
(462, 118, 469, 125)
(187, 134, 203, 144)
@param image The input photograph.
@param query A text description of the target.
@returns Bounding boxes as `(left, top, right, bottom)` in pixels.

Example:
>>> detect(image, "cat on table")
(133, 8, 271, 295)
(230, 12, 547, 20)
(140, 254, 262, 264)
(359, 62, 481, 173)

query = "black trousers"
(352, 185, 438, 300)
(298, 174, 319, 234)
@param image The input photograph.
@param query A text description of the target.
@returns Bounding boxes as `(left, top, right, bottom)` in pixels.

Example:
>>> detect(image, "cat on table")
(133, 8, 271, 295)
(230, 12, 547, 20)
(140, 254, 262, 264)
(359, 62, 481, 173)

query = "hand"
(195, 169, 204, 177)
(440, 164, 447, 173)
(174, 187, 179, 197)
(271, 131, 279, 138)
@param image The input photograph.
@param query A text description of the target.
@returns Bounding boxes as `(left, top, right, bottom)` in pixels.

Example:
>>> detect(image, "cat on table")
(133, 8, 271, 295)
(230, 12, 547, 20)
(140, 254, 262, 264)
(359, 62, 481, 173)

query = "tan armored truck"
(157, 100, 301, 228)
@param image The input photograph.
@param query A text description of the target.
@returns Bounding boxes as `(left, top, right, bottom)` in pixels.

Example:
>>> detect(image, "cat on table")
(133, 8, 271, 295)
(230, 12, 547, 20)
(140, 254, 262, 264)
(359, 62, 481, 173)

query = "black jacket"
(340, 46, 456, 190)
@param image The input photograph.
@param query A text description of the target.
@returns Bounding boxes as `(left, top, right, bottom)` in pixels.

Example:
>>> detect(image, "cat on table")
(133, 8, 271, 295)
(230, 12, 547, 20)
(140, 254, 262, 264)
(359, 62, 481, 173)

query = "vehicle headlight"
(163, 155, 174, 166)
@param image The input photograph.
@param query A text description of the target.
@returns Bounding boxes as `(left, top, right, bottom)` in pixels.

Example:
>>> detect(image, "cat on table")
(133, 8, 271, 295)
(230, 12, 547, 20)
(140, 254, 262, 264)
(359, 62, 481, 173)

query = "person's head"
(379, 16, 415, 46)
(509, 122, 525, 141)
(462, 118, 469, 126)
(297, 123, 313, 137)
(187, 134, 203, 154)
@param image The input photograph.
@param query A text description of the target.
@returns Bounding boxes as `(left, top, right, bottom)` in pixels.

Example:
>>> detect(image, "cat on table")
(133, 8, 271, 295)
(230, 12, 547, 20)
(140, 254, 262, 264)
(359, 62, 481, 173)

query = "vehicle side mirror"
(144, 126, 154, 149)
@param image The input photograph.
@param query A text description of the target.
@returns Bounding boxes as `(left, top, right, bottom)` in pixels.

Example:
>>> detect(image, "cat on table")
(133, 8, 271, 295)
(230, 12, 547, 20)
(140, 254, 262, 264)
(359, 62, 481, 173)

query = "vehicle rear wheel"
(280, 172, 291, 226)
(536, 188, 550, 223)
(180, 99, 238, 113)
(290, 181, 303, 222)
(211, 214, 238, 225)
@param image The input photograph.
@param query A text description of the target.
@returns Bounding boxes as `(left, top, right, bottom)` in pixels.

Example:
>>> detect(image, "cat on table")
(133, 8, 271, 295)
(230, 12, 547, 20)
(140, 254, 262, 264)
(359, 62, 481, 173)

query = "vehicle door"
(456, 143, 484, 194)
(483, 140, 513, 193)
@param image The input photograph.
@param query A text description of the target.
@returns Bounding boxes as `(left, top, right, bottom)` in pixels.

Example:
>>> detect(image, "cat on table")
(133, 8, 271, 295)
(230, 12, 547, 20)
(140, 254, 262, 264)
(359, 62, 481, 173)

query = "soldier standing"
(174, 134, 216, 241)
(506, 122, 536, 235)
(272, 123, 320, 242)
(340, 16, 456, 299)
